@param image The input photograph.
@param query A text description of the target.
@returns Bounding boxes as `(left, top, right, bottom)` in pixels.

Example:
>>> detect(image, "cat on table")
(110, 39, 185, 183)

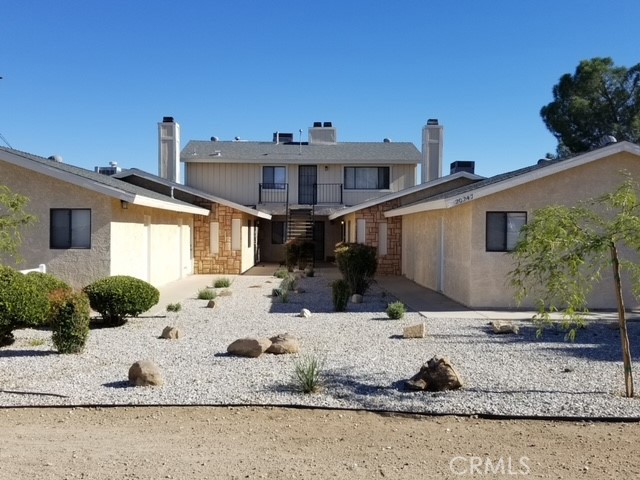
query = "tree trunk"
(610, 242, 634, 398)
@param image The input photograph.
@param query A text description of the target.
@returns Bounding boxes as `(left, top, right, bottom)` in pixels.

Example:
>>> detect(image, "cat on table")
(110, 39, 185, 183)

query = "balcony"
(259, 183, 343, 205)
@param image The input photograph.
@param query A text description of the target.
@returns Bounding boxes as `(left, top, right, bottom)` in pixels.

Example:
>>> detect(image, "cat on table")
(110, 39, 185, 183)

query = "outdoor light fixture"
(121, 200, 129, 209)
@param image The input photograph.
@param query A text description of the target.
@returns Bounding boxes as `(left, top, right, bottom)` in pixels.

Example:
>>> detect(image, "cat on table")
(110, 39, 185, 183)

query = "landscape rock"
(351, 294, 363, 304)
(206, 300, 216, 308)
(266, 333, 300, 355)
(403, 323, 426, 339)
(490, 321, 520, 334)
(227, 337, 272, 358)
(218, 290, 233, 297)
(404, 356, 462, 391)
(128, 360, 164, 387)
(299, 308, 311, 318)
(160, 326, 182, 340)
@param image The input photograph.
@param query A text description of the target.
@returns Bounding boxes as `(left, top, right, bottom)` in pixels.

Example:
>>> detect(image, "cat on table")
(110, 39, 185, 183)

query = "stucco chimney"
(421, 119, 443, 183)
(158, 116, 181, 183)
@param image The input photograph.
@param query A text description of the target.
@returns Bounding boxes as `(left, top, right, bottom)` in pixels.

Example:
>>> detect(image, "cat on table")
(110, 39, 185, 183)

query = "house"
(169, 119, 423, 264)
(380, 141, 640, 309)
(0, 146, 265, 291)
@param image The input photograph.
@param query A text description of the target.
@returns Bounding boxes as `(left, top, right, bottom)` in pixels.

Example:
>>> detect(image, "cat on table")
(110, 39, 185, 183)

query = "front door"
(298, 165, 317, 204)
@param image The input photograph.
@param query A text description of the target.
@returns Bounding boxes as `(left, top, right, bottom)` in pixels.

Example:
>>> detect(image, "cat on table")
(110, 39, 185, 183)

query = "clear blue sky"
(2, 0, 638, 178)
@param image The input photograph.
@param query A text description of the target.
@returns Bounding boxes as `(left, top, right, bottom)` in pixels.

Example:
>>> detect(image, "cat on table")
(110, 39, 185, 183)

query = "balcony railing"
(259, 183, 288, 204)
(258, 183, 344, 205)
(313, 183, 343, 204)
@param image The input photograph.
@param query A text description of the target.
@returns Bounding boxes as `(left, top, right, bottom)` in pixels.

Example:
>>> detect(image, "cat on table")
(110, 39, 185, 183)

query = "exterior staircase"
(287, 207, 315, 267)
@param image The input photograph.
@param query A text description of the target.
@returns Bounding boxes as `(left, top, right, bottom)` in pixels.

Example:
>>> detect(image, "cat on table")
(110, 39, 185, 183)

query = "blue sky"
(2, 0, 638, 178)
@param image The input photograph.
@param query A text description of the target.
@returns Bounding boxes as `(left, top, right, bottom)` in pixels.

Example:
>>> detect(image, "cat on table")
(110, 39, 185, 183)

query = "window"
(50, 209, 91, 249)
(344, 167, 390, 190)
(231, 218, 241, 250)
(271, 221, 285, 244)
(486, 212, 527, 252)
(210, 222, 219, 254)
(263, 166, 286, 189)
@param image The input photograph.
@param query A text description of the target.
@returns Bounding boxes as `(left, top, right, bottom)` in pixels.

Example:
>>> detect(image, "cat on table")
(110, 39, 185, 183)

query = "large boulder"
(128, 360, 164, 387)
(404, 356, 462, 391)
(160, 326, 182, 340)
(403, 323, 426, 339)
(266, 333, 300, 355)
(227, 337, 272, 358)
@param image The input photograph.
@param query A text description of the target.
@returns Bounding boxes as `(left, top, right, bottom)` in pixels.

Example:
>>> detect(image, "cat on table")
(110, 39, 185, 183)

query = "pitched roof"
(181, 140, 421, 164)
(0, 147, 209, 216)
(385, 141, 640, 217)
(114, 169, 272, 219)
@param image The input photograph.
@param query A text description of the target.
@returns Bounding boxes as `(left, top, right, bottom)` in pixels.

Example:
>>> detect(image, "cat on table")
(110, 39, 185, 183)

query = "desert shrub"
(197, 288, 216, 300)
(274, 268, 289, 279)
(386, 301, 406, 320)
(83, 275, 159, 326)
(334, 243, 377, 295)
(50, 290, 90, 354)
(0, 266, 52, 343)
(166, 302, 182, 313)
(285, 239, 314, 270)
(304, 266, 315, 277)
(214, 277, 232, 288)
(293, 353, 325, 394)
(280, 274, 296, 292)
(331, 279, 350, 312)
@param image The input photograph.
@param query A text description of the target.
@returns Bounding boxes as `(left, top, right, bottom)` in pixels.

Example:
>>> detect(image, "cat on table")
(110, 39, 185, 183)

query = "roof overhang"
(385, 141, 640, 218)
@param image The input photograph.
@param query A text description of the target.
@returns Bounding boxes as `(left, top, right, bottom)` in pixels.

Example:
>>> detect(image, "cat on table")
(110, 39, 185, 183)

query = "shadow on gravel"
(102, 381, 131, 389)
(0, 350, 56, 358)
(464, 386, 611, 395)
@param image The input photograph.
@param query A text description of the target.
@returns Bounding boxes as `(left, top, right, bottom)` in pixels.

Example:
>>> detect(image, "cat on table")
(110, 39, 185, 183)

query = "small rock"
(266, 334, 300, 355)
(206, 300, 216, 308)
(351, 294, 363, 304)
(403, 323, 426, 338)
(227, 337, 272, 358)
(128, 360, 164, 387)
(218, 290, 233, 297)
(490, 320, 519, 334)
(160, 326, 182, 339)
(299, 308, 311, 318)
(404, 356, 462, 391)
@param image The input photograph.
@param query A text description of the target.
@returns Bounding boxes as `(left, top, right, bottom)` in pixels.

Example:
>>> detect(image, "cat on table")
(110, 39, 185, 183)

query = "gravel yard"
(1, 269, 639, 418)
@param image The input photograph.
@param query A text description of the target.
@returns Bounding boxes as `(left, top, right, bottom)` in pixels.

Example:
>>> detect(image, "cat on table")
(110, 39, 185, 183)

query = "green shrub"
(335, 243, 377, 295)
(0, 266, 52, 344)
(386, 301, 406, 320)
(274, 267, 289, 279)
(285, 239, 314, 271)
(197, 288, 216, 300)
(331, 279, 350, 312)
(166, 302, 182, 313)
(83, 275, 159, 326)
(293, 354, 325, 394)
(50, 290, 90, 354)
(214, 277, 232, 288)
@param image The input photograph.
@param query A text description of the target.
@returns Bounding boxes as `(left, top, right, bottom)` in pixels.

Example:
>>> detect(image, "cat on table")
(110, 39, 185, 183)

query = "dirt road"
(1, 406, 638, 479)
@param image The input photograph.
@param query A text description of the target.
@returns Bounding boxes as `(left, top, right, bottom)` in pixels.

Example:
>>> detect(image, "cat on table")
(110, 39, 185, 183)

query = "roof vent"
(600, 135, 617, 146)
(162, 116, 174, 123)
(426, 118, 439, 125)
(313, 121, 322, 127)
(210, 136, 219, 142)
(383, 138, 391, 143)
(323, 121, 332, 127)
(450, 161, 475, 175)
(48, 155, 63, 163)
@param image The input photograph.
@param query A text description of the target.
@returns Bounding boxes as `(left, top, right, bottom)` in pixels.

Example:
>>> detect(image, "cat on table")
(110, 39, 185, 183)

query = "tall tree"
(0, 185, 36, 262)
(541, 57, 640, 156)
(509, 174, 640, 398)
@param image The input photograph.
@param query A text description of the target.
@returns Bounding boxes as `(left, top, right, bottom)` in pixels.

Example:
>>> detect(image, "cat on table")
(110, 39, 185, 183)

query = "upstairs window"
(486, 212, 527, 252)
(344, 167, 390, 190)
(263, 166, 286, 189)
(50, 209, 91, 249)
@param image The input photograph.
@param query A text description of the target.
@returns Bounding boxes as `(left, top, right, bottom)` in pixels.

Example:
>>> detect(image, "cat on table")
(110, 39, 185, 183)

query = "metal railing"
(259, 183, 289, 204)
(258, 183, 343, 205)
(314, 183, 343, 204)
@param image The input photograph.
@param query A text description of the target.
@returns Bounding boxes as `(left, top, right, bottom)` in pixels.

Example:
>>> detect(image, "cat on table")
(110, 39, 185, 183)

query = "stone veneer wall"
(354, 199, 402, 275)
(193, 201, 244, 274)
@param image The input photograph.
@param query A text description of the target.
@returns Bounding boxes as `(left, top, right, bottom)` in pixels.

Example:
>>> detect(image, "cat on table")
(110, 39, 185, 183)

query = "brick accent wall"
(193, 201, 245, 274)
(354, 199, 402, 275)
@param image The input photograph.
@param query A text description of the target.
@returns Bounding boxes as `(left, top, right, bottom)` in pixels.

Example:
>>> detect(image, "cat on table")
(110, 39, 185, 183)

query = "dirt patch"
(0, 406, 638, 479)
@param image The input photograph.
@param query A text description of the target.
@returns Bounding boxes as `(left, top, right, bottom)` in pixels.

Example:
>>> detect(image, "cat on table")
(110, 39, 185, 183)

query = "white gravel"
(1, 271, 639, 418)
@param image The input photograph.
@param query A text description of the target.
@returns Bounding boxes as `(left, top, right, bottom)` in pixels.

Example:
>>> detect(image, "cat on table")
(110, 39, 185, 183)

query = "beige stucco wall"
(466, 151, 640, 309)
(110, 202, 194, 286)
(0, 160, 111, 288)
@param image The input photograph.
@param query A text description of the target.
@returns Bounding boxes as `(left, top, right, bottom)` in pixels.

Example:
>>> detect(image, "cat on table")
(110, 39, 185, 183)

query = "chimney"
(158, 116, 181, 183)
(450, 161, 475, 175)
(308, 121, 337, 145)
(421, 119, 443, 183)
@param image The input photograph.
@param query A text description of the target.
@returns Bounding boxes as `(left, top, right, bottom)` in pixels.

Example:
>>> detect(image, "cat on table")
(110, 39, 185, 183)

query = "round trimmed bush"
(83, 275, 159, 326)
(386, 301, 406, 320)
(50, 290, 90, 354)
